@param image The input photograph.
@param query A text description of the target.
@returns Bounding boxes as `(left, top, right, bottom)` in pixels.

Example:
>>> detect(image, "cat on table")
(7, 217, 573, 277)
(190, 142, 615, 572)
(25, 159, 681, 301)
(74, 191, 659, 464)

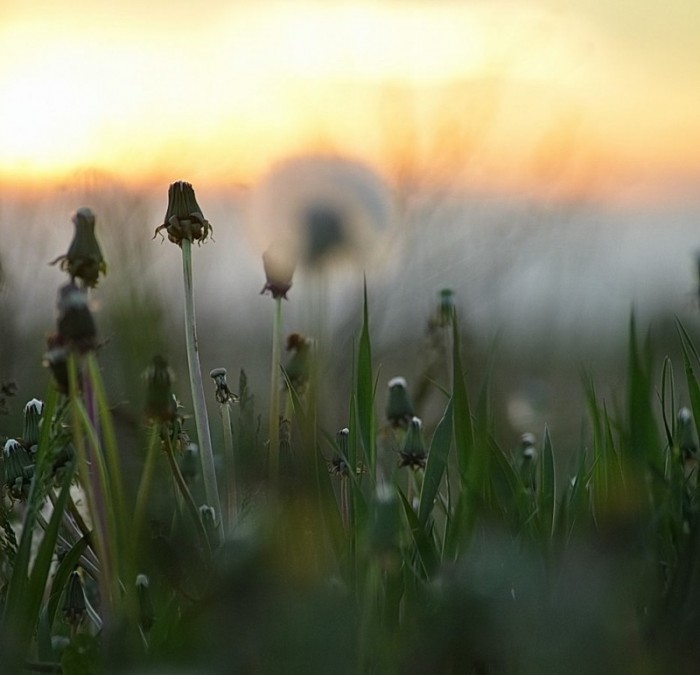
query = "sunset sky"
(1, 0, 699, 200)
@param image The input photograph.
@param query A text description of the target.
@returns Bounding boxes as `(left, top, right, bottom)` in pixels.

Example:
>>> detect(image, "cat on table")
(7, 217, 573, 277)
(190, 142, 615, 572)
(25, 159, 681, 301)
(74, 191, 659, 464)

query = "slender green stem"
(219, 402, 237, 531)
(180, 238, 223, 539)
(269, 296, 283, 484)
(67, 355, 115, 615)
(163, 432, 212, 558)
(134, 424, 161, 543)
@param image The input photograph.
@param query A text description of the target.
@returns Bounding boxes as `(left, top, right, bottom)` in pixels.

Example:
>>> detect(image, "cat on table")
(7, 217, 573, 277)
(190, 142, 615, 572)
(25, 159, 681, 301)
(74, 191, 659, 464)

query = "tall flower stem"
(181, 238, 223, 539)
(219, 401, 237, 530)
(268, 296, 283, 485)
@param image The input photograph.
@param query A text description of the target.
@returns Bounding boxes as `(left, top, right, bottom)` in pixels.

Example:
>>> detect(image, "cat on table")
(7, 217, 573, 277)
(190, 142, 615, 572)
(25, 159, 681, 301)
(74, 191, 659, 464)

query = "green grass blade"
(452, 315, 474, 482)
(676, 319, 700, 449)
(356, 278, 375, 478)
(418, 400, 453, 526)
(538, 425, 556, 538)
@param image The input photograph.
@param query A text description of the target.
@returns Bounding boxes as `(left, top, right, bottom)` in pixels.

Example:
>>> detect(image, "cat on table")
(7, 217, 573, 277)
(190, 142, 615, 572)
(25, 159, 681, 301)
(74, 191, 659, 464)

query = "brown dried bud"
(154, 181, 212, 246)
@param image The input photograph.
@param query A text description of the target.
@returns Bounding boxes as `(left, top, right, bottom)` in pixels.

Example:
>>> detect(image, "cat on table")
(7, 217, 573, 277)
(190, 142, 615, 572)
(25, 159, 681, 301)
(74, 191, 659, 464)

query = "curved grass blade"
(418, 400, 453, 526)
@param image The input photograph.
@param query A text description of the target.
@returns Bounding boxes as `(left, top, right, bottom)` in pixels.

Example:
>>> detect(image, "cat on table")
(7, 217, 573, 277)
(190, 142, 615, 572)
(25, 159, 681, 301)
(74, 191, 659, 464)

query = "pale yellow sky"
(1, 0, 698, 200)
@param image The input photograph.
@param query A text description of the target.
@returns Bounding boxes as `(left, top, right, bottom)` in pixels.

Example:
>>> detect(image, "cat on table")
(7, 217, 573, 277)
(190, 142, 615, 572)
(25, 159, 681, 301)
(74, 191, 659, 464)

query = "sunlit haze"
(1, 0, 699, 199)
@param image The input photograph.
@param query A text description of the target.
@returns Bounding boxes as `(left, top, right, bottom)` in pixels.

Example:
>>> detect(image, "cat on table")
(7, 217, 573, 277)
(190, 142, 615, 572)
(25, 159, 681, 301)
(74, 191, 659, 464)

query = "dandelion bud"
(371, 483, 400, 568)
(385, 377, 415, 428)
(3, 438, 34, 498)
(155, 181, 212, 246)
(62, 570, 86, 627)
(261, 244, 295, 300)
(399, 416, 426, 469)
(438, 288, 455, 326)
(43, 334, 71, 394)
(179, 442, 199, 485)
(200, 504, 220, 547)
(330, 427, 351, 477)
(56, 283, 97, 353)
(518, 432, 537, 491)
(144, 356, 177, 422)
(677, 407, 697, 461)
(50, 207, 106, 287)
(209, 367, 237, 405)
(22, 398, 43, 449)
(136, 574, 155, 633)
(283, 333, 313, 389)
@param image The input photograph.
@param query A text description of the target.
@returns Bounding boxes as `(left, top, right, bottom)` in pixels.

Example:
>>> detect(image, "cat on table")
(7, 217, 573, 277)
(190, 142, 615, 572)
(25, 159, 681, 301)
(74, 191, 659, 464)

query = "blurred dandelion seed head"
(247, 154, 395, 277)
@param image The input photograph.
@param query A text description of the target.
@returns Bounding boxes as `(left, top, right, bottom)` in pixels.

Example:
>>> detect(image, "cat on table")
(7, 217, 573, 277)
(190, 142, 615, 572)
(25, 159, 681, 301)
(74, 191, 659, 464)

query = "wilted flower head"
(50, 207, 106, 287)
(155, 181, 212, 246)
(209, 367, 237, 404)
(385, 376, 415, 428)
(56, 282, 97, 353)
(144, 355, 177, 422)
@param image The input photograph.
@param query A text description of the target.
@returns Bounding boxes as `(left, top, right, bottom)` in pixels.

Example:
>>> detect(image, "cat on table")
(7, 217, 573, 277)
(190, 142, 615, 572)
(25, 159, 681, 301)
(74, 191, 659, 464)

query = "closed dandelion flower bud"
(438, 288, 456, 326)
(155, 181, 212, 246)
(179, 442, 199, 485)
(136, 574, 155, 633)
(518, 432, 537, 490)
(3, 438, 34, 498)
(200, 505, 219, 547)
(400, 416, 427, 469)
(283, 333, 313, 389)
(56, 283, 97, 353)
(330, 427, 350, 476)
(144, 356, 177, 422)
(50, 207, 106, 287)
(22, 398, 43, 450)
(385, 377, 415, 428)
(371, 483, 400, 567)
(62, 569, 86, 627)
(677, 407, 697, 461)
(261, 244, 296, 300)
(43, 333, 71, 394)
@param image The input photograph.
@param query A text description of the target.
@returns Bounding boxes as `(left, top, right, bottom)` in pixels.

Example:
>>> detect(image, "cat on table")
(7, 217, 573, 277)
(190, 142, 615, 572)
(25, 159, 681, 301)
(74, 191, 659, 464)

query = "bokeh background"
(2, 0, 700, 453)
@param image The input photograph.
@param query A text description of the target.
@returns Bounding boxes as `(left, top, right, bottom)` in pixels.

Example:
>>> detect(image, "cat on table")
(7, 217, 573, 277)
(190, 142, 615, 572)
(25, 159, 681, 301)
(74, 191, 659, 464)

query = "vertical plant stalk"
(268, 296, 283, 484)
(219, 402, 237, 530)
(67, 356, 115, 615)
(134, 424, 161, 542)
(181, 238, 223, 538)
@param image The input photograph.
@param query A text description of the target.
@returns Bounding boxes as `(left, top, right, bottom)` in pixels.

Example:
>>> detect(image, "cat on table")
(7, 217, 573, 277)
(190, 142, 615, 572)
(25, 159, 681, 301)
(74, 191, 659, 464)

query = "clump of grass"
(4, 190, 700, 673)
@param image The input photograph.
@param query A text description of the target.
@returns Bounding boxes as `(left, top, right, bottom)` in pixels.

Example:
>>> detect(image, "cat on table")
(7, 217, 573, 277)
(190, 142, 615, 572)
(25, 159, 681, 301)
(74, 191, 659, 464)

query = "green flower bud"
(200, 505, 220, 548)
(155, 181, 212, 246)
(3, 438, 34, 499)
(677, 407, 697, 461)
(22, 398, 43, 449)
(56, 283, 97, 353)
(370, 483, 400, 568)
(438, 288, 455, 326)
(136, 574, 155, 633)
(518, 432, 537, 491)
(43, 333, 72, 394)
(62, 569, 86, 627)
(399, 416, 426, 469)
(329, 427, 350, 476)
(179, 442, 199, 485)
(283, 333, 313, 389)
(50, 207, 106, 287)
(144, 356, 177, 422)
(385, 376, 415, 428)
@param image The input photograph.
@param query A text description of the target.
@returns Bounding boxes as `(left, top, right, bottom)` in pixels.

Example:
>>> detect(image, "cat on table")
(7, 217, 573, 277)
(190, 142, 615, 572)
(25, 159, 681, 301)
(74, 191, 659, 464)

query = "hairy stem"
(181, 238, 223, 538)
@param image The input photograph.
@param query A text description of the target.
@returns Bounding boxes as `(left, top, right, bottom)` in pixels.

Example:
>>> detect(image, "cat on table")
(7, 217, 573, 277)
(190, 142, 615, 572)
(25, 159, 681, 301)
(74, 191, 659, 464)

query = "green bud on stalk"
(50, 207, 106, 287)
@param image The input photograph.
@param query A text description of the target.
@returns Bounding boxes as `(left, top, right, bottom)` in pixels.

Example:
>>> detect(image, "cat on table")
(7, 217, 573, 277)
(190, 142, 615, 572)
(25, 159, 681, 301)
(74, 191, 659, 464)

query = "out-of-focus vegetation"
(2, 172, 700, 674)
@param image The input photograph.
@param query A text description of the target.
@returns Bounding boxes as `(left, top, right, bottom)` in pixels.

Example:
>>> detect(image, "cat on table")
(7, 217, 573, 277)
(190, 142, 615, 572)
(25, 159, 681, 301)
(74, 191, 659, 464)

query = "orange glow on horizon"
(1, 2, 699, 202)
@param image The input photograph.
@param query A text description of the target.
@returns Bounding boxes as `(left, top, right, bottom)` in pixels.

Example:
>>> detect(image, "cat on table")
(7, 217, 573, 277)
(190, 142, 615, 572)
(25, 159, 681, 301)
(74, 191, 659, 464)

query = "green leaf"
(452, 316, 474, 483)
(418, 400, 453, 526)
(538, 425, 556, 538)
(356, 278, 375, 477)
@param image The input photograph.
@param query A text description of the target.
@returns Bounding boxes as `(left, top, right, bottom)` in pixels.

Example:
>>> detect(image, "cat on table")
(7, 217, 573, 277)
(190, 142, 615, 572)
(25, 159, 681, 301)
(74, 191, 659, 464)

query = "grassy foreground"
(2, 193, 700, 674)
